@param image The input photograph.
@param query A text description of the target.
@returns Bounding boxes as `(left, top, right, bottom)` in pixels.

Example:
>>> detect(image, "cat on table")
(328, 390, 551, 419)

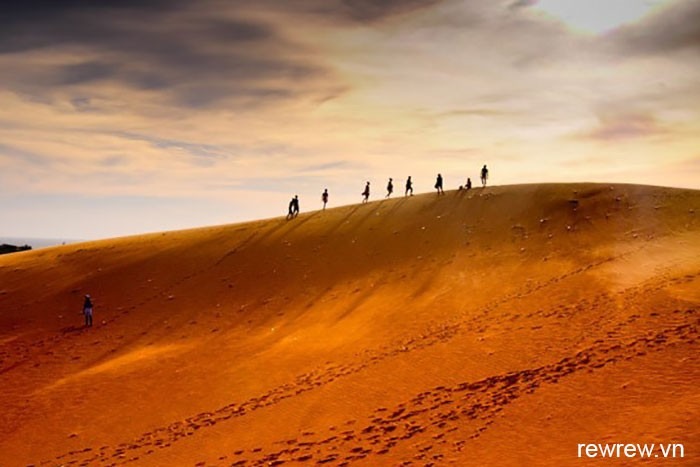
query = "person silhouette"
(480, 165, 489, 187)
(287, 196, 295, 219)
(435, 173, 444, 195)
(466, 177, 472, 190)
(292, 195, 299, 217)
(287, 195, 299, 219)
(362, 181, 370, 203)
(405, 176, 413, 196)
(386, 178, 393, 198)
(83, 294, 93, 327)
(322, 189, 329, 210)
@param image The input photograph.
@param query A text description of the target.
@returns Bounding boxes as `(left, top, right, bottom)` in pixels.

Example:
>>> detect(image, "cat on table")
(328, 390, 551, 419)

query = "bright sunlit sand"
(1, 183, 698, 466)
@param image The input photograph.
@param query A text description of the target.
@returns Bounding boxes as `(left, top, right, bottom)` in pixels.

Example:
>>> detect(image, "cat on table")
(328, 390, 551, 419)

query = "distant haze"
(0, 237, 81, 249)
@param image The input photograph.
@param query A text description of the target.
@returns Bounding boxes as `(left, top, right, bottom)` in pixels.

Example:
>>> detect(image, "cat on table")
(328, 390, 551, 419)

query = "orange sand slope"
(0, 183, 698, 467)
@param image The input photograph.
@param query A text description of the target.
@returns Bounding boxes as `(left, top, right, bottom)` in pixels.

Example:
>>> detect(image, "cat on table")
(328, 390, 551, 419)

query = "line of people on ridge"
(79, 165, 489, 327)
(287, 165, 489, 219)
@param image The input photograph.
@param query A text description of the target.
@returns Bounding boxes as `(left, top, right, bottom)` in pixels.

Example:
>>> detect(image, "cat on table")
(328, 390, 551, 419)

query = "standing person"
(466, 177, 472, 190)
(386, 178, 393, 198)
(480, 165, 489, 187)
(322, 189, 329, 210)
(435, 173, 444, 195)
(292, 195, 300, 217)
(405, 176, 413, 196)
(83, 294, 93, 327)
(361, 181, 370, 203)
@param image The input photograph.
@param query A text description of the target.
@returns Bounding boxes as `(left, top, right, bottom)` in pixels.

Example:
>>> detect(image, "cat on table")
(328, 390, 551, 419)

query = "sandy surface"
(0, 183, 698, 466)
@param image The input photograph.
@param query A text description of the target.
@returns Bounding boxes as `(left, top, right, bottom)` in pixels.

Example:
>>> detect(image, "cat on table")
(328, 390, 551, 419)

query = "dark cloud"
(0, 1, 338, 109)
(611, 0, 700, 56)
(173, 85, 294, 109)
(0, 1, 188, 53)
(54, 62, 119, 86)
(335, 0, 443, 22)
(0, 0, 443, 32)
(0, 0, 445, 110)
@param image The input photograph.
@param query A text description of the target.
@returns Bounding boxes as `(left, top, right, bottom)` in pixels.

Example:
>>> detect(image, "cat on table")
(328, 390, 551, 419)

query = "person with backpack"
(386, 178, 393, 198)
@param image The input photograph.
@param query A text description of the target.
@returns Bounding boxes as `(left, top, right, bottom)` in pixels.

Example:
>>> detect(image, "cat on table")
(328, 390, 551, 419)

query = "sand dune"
(0, 183, 698, 466)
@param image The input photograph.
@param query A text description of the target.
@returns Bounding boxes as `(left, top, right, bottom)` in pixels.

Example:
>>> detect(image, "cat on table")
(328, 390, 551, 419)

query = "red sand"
(0, 183, 698, 466)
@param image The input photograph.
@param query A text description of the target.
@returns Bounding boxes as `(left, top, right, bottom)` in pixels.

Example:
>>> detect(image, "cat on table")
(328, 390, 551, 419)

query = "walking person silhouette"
(435, 173, 444, 195)
(362, 181, 370, 203)
(322, 189, 329, 210)
(292, 195, 299, 217)
(480, 165, 489, 187)
(287, 195, 299, 219)
(386, 178, 393, 198)
(405, 176, 413, 196)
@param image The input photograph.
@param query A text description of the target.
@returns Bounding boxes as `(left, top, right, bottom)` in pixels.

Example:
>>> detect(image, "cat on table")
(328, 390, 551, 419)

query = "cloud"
(0, 1, 336, 109)
(297, 160, 366, 174)
(334, 0, 444, 22)
(436, 108, 514, 118)
(508, 0, 539, 11)
(579, 112, 669, 141)
(2, 0, 699, 239)
(610, 0, 700, 56)
(0, 143, 54, 167)
(0, 1, 190, 54)
(0, 0, 446, 111)
(53, 61, 119, 86)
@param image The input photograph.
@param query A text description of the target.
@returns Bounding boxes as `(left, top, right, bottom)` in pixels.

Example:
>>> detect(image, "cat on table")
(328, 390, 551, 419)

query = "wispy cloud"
(579, 113, 670, 141)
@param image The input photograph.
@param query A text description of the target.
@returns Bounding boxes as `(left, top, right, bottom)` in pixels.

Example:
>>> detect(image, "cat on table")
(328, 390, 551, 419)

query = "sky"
(1, 0, 699, 240)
